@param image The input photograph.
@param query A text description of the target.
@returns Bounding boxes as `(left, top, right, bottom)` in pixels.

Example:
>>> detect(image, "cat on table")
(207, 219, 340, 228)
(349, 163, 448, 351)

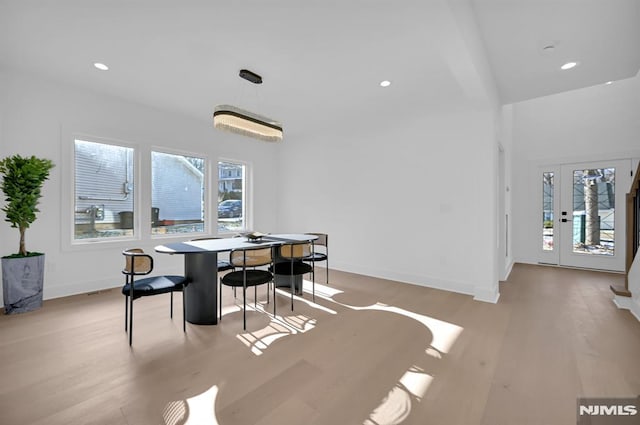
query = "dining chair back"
(220, 246, 275, 330)
(274, 242, 315, 304)
(230, 247, 273, 267)
(304, 232, 329, 285)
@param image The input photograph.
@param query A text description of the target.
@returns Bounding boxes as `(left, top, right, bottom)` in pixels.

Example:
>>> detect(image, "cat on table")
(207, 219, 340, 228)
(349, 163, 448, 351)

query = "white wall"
(272, 0, 503, 302)
(0, 70, 279, 304)
(275, 105, 499, 300)
(497, 105, 514, 280)
(0, 72, 5, 151)
(511, 74, 640, 266)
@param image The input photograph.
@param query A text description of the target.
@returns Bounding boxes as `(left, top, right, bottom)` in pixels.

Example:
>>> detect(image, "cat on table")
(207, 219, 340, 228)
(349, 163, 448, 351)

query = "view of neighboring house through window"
(218, 161, 246, 233)
(74, 139, 135, 240)
(151, 151, 205, 235)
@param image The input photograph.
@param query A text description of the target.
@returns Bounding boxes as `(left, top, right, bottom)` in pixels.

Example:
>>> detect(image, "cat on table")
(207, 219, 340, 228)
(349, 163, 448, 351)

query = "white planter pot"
(2, 254, 45, 314)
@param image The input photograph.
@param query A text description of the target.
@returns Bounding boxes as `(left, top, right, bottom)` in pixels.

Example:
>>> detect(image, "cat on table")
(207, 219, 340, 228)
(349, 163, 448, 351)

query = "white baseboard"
(633, 302, 640, 322)
(474, 288, 500, 304)
(22, 265, 181, 303)
(329, 261, 501, 301)
(612, 295, 640, 323)
(43, 275, 122, 300)
(501, 260, 514, 282)
(613, 295, 632, 310)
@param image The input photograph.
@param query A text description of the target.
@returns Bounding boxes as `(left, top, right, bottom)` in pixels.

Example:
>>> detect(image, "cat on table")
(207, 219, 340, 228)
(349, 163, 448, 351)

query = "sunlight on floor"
(339, 302, 463, 354)
(425, 347, 442, 359)
(163, 384, 220, 425)
(302, 280, 344, 299)
(219, 276, 464, 425)
(236, 314, 317, 355)
(224, 280, 338, 356)
(320, 294, 463, 425)
(364, 365, 434, 425)
(228, 280, 463, 360)
(291, 281, 339, 314)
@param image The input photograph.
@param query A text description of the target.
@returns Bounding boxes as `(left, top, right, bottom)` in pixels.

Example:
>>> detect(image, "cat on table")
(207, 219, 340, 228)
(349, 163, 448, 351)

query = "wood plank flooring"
(1, 263, 639, 425)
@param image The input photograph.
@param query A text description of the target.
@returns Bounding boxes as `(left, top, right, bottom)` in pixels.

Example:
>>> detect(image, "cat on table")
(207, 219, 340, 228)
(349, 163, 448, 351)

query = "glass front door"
(558, 160, 631, 271)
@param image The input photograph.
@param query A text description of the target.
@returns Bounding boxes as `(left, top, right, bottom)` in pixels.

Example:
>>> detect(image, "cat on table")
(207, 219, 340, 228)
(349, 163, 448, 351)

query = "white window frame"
(63, 134, 141, 251)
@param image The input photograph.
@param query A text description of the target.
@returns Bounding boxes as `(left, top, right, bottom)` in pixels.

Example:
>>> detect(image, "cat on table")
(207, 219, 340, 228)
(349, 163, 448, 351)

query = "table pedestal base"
(184, 252, 218, 325)
(274, 274, 303, 296)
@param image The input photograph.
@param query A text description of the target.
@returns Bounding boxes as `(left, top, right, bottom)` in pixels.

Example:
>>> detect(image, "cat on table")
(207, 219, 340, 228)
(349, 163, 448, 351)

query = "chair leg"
(124, 296, 128, 332)
(290, 274, 294, 311)
(128, 296, 134, 346)
(243, 285, 247, 331)
(326, 258, 329, 285)
(170, 292, 174, 319)
(310, 261, 316, 302)
(182, 290, 186, 333)
(273, 280, 277, 317)
(219, 279, 222, 322)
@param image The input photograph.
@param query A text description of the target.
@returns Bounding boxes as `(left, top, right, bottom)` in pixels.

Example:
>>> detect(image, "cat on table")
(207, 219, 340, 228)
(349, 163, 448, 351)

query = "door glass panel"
(572, 168, 615, 255)
(542, 172, 554, 251)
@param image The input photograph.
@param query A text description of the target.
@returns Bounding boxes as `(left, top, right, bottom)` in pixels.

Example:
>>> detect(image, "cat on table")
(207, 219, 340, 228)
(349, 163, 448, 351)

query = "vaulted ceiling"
(472, 0, 640, 104)
(1, 0, 638, 138)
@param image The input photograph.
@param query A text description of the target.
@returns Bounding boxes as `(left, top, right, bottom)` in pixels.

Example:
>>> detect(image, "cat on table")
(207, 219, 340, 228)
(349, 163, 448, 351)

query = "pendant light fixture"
(213, 69, 283, 142)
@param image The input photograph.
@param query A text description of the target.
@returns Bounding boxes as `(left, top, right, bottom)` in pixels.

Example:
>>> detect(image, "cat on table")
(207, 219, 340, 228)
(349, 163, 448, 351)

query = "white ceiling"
(472, 0, 640, 104)
(1, 0, 639, 136)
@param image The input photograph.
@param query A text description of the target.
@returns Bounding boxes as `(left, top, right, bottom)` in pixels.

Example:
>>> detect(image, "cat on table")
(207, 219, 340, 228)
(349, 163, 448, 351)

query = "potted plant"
(0, 155, 54, 314)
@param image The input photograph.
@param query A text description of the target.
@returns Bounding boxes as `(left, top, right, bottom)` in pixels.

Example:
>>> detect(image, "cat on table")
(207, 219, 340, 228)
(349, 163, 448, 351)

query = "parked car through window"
(217, 199, 242, 218)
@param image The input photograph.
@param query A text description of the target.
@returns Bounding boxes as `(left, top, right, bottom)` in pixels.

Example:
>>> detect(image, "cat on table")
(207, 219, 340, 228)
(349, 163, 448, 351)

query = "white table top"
(154, 233, 317, 254)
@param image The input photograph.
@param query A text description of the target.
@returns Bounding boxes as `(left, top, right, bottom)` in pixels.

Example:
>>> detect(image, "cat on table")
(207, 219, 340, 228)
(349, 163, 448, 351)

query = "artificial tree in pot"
(0, 155, 54, 314)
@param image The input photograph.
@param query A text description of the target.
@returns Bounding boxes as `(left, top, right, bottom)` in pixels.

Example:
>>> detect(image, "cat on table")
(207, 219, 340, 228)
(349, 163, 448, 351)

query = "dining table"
(155, 233, 317, 325)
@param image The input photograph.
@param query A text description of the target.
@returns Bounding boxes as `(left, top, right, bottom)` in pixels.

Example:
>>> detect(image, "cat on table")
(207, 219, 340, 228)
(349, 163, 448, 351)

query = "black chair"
(121, 248, 189, 346)
(219, 246, 274, 330)
(304, 233, 329, 285)
(274, 242, 314, 304)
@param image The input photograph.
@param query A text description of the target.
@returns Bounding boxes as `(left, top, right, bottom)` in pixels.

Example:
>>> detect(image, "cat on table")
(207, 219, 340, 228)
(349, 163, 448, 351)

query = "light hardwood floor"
(1, 263, 639, 425)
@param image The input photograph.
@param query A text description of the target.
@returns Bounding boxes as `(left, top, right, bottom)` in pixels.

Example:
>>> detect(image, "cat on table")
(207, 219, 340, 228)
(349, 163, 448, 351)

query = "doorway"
(539, 159, 631, 272)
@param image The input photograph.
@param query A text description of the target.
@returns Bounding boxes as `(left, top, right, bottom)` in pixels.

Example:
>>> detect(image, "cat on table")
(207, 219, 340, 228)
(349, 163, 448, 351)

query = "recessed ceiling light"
(560, 61, 578, 70)
(93, 62, 109, 71)
(380, 80, 391, 87)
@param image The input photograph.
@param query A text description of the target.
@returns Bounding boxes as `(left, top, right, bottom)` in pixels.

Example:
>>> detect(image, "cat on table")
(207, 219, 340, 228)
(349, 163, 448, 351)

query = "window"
(151, 151, 205, 235)
(218, 161, 246, 233)
(571, 167, 616, 255)
(542, 172, 554, 251)
(74, 139, 135, 240)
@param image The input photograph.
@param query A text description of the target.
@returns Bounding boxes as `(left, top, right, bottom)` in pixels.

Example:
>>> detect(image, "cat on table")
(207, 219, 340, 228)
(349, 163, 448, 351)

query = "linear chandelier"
(213, 104, 283, 142)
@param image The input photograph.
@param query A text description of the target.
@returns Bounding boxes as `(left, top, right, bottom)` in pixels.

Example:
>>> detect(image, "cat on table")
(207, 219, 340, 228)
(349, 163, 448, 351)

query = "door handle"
(561, 218, 572, 223)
